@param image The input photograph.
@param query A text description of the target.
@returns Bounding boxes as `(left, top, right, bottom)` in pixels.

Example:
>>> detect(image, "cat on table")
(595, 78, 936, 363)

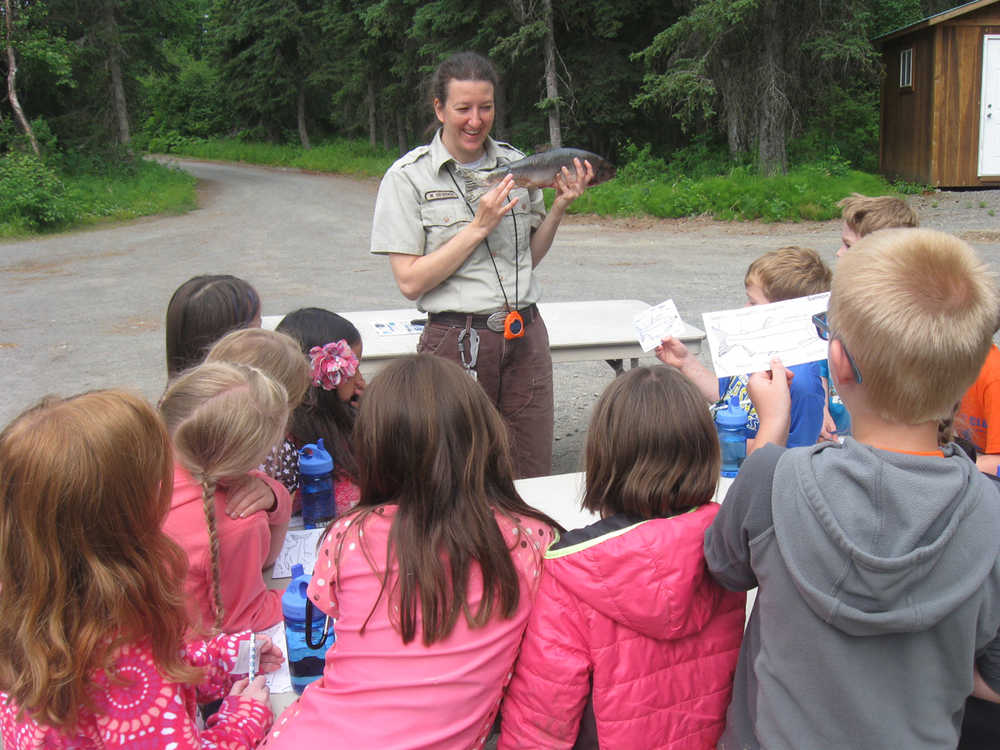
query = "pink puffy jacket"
(499, 505, 745, 750)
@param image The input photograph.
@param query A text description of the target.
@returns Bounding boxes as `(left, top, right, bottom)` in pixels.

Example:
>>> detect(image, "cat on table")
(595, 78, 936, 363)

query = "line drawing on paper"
(272, 528, 325, 578)
(633, 299, 687, 352)
(703, 293, 830, 378)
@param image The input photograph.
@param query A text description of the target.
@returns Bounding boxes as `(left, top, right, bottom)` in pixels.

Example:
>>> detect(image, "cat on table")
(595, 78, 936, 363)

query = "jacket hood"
(545, 505, 728, 640)
(772, 439, 1000, 636)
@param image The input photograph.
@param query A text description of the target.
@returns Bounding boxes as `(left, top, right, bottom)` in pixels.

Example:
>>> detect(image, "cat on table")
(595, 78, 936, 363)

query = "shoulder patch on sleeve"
(395, 145, 431, 169)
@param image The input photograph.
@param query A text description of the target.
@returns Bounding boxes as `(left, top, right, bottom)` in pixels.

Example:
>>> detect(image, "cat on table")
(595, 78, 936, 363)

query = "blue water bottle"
(828, 389, 852, 438)
(299, 439, 334, 529)
(715, 396, 748, 478)
(282, 563, 335, 694)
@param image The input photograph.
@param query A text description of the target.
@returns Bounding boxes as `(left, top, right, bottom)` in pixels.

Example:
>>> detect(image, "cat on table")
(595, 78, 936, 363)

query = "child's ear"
(828, 339, 856, 388)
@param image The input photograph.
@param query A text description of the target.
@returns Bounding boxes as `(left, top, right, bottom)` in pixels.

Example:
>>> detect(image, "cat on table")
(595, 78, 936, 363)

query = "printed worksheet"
(231, 622, 293, 693)
(260, 621, 293, 694)
(371, 319, 424, 336)
(703, 293, 829, 377)
(633, 299, 687, 352)
(272, 528, 325, 578)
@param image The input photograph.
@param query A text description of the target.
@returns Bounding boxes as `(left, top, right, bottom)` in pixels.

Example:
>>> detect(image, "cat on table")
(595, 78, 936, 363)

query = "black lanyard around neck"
(446, 164, 518, 314)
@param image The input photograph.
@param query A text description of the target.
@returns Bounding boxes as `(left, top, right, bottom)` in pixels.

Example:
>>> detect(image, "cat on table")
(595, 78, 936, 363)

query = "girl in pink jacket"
(0, 390, 280, 748)
(261, 355, 557, 750)
(500, 366, 746, 750)
(161, 361, 292, 635)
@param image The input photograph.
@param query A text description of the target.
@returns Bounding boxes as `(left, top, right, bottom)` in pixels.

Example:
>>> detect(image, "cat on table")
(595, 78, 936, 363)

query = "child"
(836, 193, 918, 257)
(205, 327, 312, 511)
(275, 307, 366, 516)
(0, 390, 280, 747)
(261, 355, 556, 750)
(161, 361, 292, 635)
(657, 246, 829, 451)
(166, 274, 261, 378)
(499, 366, 745, 749)
(705, 228, 1000, 749)
(954, 333, 1000, 476)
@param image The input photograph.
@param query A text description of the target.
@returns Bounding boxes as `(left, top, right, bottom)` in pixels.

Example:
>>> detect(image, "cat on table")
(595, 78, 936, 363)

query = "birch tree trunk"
(541, 0, 561, 148)
(3, 0, 40, 156)
(297, 84, 311, 149)
(367, 77, 376, 148)
(103, 1, 130, 146)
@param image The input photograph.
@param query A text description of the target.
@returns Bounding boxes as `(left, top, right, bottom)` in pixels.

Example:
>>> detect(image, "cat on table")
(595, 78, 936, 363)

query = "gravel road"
(2, 158, 999, 473)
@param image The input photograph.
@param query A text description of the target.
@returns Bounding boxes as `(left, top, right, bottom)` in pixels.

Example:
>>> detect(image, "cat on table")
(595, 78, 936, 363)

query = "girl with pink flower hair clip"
(273, 308, 366, 518)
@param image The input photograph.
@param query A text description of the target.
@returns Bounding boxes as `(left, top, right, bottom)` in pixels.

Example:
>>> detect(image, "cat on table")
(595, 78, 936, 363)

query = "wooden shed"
(877, 0, 1000, 186)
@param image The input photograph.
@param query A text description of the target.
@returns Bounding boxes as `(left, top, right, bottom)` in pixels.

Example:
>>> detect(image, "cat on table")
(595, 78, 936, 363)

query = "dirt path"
(2, 159, 998, 472)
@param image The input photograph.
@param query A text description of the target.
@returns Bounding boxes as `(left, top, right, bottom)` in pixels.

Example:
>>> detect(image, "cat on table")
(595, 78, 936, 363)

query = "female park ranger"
(370, 51, 592, 477)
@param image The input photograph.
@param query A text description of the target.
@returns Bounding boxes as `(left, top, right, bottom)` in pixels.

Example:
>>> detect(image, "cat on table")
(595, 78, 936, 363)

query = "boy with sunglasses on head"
(657, 246, 830, 451)
(705, 228, 1000, 750)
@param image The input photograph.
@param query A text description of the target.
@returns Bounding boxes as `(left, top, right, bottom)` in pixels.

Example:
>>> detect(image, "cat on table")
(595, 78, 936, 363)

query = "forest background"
(0, 0, 961, 234)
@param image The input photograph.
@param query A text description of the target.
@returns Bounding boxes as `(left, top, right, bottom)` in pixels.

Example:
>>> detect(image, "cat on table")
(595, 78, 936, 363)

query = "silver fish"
(462, 148, 616, 197)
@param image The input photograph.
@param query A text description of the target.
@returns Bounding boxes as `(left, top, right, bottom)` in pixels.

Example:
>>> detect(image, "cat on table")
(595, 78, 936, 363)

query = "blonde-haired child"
(205, 327, 311, 520)
(658, 245, 829, 450)
(837, 193, 918, 257)
(0, 390, 281, 747)
(161, 361, 292, 635)
(706, 229, 1000, 749)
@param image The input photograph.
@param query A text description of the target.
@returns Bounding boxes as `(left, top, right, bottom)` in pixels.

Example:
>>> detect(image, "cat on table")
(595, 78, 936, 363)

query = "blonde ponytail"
(160, 361, 289, 633)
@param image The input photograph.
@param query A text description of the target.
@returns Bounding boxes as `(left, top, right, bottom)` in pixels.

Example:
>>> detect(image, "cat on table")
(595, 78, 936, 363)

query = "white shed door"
(980, 35, 1000, 176)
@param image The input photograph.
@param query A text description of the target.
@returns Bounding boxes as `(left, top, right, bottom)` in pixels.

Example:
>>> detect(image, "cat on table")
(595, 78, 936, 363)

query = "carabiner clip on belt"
(458, 324, 480, 381)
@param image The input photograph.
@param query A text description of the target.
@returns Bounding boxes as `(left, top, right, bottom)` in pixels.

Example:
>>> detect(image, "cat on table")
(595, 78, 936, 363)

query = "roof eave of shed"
(874, 0, 1000, 44)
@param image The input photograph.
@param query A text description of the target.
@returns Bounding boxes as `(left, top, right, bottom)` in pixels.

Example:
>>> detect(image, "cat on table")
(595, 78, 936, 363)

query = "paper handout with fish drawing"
(703, 293, 829, 378)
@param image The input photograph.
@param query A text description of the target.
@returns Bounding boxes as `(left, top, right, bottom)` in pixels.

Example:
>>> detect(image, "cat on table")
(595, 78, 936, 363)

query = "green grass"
(551, 165, 896, 222)
(64, 160, 197, 222)
(159, 136, 904, 223)
(0, 157, 197, 239)
(149, 136, 397, 178)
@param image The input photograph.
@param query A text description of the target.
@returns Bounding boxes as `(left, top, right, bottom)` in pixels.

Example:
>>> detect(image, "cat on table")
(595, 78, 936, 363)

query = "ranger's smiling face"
(435, 79, 495, 164)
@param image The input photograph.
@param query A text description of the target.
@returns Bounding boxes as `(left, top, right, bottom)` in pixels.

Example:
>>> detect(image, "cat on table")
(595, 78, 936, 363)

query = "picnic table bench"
(264, 299, 705, 376)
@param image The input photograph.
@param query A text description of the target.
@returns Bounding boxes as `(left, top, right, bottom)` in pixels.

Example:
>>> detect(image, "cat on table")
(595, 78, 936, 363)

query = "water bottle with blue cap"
(299, 439, 334, 529)
(715, 396, 749, 477)
(282, 563, 335, 694)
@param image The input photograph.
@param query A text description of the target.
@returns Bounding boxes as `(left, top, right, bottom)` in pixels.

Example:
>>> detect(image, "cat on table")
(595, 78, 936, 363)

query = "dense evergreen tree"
(1, 0, 950, 170)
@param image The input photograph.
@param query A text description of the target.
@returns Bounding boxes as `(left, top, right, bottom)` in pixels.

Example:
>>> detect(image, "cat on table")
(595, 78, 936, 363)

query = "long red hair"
(0, 390, 200, 727)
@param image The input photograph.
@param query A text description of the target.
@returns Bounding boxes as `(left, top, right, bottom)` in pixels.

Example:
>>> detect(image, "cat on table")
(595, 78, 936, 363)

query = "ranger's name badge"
(424, 190, 458, 201)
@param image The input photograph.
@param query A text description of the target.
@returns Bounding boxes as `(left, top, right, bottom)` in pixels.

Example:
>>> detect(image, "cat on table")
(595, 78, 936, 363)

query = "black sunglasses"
(812, 312, 863, 384)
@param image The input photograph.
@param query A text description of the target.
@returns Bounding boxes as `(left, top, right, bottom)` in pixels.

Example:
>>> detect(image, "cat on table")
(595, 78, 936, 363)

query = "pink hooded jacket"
(500, 504, 745, 750)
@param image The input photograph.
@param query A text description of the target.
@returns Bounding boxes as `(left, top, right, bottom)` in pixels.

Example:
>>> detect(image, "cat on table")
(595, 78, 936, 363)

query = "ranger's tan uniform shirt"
(370, 131, 546, 314)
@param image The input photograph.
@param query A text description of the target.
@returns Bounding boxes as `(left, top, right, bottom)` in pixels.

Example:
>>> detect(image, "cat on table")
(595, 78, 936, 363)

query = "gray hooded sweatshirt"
(705, 440, 1000, 750)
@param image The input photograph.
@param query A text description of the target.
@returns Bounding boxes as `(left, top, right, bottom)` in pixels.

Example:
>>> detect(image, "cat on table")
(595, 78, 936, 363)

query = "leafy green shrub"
(665, 134, 734, 179)
(788, 86, 879, 171)
(0, 152, 74, 228)
(615, 142, 669, 184)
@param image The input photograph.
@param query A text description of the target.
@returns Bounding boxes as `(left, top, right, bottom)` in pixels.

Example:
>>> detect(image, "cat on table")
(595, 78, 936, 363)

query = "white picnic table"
(263, 299, 705, 376)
